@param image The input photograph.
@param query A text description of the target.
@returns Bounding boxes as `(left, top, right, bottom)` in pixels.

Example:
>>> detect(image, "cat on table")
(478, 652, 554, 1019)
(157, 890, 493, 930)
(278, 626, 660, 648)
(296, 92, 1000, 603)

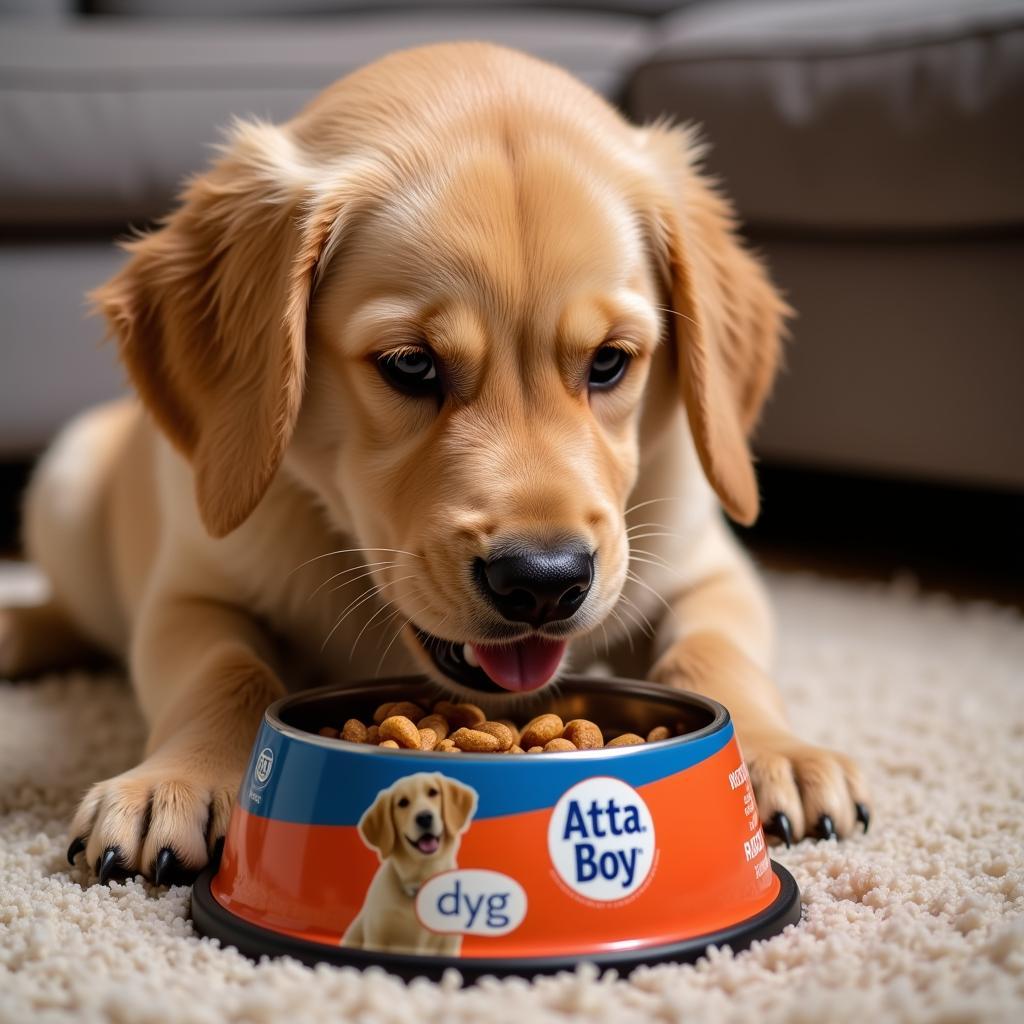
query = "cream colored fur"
(0, 42, 868, 882)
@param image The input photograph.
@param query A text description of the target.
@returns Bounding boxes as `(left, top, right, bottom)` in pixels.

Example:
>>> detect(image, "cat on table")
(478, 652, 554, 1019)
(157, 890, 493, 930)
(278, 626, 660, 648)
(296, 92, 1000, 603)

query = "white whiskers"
(320, 574, 418, 653)
(306, 560, 398, 604)
(607, 608, 635, 654)
(622, 495, 684, 518)
(652, 304, 699, 329)
(625, 521, 679, 536)
(288, 546, 423, 579)
(628, 553, 684, 580)
(348, 584, 427, 662)
(617, 592, 656, 638)
(376, 604, 448, 678)
(625, 569, 679, 621)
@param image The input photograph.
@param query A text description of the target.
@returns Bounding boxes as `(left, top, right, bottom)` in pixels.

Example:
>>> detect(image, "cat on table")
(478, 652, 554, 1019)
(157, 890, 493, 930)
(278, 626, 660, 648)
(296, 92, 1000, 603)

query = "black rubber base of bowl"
(191, 862, 801, 982)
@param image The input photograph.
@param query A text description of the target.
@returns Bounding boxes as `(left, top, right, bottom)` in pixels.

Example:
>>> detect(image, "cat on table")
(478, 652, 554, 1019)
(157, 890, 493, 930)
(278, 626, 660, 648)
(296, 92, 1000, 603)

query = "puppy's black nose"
(415, 811, 434, 831)
(478, 546, 594, 626)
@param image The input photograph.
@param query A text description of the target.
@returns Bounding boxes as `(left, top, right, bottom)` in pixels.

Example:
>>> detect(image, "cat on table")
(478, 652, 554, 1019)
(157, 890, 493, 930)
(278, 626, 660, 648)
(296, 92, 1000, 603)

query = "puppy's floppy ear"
(358, 790, 396, 859)
(439, 775, 477, 838)
(637, 125, 791, 526)
(91, 118, 359, 538)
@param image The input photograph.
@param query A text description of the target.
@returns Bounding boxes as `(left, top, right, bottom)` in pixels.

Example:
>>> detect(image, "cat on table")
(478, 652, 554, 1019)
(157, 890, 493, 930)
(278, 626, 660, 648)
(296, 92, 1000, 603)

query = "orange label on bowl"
(212, 730, 777, 959)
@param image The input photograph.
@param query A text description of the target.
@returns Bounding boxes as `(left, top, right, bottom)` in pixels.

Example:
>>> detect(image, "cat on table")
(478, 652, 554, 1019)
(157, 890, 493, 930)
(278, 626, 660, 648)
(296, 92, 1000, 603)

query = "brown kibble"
(418, 714, 450, 742)
(374, 700, 424, 725)
(379, 715, 421, 749)
(476, 721, 515, 752)
(387, 701, 426, 723)
(372, 702, 396, 724)
(520, 714, 563, 749)
(326, 699, 673, 755)
(544, 737, 577, 753)
(341, 719, 367, 743)
(497, 719, 521, 745)
(607, 732, 645, 748)
(434, 701, 486, 729)
(451, 727, 501, 753)
(562, 719, 603, 749)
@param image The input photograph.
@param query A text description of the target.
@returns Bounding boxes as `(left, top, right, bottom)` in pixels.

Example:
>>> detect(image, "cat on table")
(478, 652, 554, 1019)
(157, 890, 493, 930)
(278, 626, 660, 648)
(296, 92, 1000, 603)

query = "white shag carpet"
(1, 562, 1022, 1024)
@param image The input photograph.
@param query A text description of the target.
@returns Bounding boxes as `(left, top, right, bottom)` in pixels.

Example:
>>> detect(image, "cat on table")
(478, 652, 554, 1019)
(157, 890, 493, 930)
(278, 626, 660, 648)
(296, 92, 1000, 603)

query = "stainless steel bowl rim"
(264, 675, 731, 763)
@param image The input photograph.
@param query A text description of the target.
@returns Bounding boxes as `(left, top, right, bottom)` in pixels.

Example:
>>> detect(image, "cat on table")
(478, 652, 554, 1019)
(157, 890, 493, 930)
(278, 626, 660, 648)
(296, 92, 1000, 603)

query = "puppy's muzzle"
(413, 542, 594, 695)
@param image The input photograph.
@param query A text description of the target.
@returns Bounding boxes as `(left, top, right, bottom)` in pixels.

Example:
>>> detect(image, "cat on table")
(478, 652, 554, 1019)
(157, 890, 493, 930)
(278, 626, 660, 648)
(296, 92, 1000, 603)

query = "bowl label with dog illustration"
(547, 777, 655, 901)
(341, 772, 481, 957)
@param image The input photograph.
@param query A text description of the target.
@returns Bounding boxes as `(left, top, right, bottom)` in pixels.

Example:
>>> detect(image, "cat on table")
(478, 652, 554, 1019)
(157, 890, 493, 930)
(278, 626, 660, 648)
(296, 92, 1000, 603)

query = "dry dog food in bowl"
(192, 676, 800, 980)
(315, 698, 681, 753)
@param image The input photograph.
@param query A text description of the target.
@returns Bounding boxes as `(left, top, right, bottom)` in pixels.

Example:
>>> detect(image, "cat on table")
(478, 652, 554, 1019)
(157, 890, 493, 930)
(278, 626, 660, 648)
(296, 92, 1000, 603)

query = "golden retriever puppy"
(343, 773, 476, 955)
(0, 42, 870, 885)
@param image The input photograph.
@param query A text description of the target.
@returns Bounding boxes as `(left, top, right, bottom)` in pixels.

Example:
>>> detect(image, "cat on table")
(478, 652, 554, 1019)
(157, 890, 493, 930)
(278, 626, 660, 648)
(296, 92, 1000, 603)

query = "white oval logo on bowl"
(547, 777, 656, 901)
(416, 869, 527, 936)
(253, 747, 274, 787)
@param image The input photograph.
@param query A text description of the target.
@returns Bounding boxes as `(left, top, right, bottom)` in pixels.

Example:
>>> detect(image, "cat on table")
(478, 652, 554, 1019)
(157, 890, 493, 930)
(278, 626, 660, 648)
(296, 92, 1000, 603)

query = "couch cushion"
(92, 1, 685, 15)
(0, 0, 74, 16)
(0, 10, 651, 228)
(626, 0, 1024, 233)
(0, 240, 127, 457)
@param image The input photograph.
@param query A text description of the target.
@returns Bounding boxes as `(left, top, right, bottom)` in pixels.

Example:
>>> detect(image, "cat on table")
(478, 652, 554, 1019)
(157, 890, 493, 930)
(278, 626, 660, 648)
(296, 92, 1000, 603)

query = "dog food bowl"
(192, 676, 800, 979)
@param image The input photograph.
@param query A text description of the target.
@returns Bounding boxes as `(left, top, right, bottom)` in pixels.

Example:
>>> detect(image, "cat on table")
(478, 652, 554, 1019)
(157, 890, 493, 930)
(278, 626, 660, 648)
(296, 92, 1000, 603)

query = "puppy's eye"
(377, 349, 442, 398)
(427, 787, 439, 798)
(397, 796, 410, 808)
(589, 345, 630, 390)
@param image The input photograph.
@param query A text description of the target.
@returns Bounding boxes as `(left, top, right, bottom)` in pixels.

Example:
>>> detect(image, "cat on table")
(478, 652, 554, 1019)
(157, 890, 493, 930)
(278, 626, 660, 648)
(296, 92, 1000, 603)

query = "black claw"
(816, 814, 837, 841)
(153, 847, 179, 888)
(97, 846, 122, 884)
(152, 847, 198, 888)
(855, 802, 871, 834)
(764, 811, 793, 849)
(67, 836, 86, 865)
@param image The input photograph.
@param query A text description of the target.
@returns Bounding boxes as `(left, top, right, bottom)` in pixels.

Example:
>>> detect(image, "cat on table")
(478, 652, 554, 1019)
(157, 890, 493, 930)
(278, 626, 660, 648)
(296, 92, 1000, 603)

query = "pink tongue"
(470, 637, 567, 692)
(416, 835, 439, 854)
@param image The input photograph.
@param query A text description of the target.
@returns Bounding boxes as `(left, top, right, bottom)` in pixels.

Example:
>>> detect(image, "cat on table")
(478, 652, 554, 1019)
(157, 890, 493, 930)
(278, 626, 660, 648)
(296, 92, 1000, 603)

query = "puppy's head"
(94, 53, 786, 701)
(359, 773, 476, 881)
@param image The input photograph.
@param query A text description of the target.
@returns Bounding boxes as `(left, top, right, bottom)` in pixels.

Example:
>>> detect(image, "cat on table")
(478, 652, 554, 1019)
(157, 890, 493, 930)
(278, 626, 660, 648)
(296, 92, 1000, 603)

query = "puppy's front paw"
(742, 731, 871, 846)
(67, 753, 240, 886)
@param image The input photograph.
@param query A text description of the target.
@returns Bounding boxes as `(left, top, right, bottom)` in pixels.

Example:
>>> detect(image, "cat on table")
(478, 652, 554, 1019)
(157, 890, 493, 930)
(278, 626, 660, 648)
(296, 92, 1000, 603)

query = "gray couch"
(2, 0, 1022, 490)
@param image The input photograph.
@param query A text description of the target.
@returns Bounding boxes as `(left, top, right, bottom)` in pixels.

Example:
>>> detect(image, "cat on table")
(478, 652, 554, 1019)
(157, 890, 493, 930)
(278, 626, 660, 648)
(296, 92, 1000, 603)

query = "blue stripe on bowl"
(238, 720, 734, 826)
